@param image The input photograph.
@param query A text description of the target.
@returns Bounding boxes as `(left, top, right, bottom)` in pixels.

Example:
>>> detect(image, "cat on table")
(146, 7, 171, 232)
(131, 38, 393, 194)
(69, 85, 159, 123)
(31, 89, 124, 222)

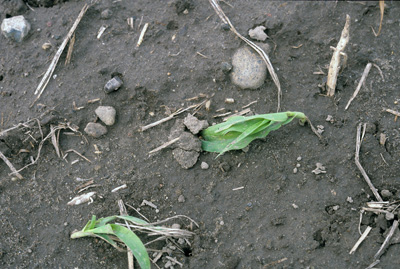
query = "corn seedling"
(71, 215, 197, 269)
(201, 111, 318, 157)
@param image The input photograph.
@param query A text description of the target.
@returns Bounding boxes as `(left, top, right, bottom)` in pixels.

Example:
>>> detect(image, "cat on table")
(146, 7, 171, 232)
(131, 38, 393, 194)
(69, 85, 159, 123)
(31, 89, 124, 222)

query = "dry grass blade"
(373, 0, 385, 36)
(208, 0, 281, 111)
(355, 123, 383, 202)
(32, 3, 90, 106)
(0, 150, 23, 179)
(65, 33, 76, 65)
(345, 63, 372, 110)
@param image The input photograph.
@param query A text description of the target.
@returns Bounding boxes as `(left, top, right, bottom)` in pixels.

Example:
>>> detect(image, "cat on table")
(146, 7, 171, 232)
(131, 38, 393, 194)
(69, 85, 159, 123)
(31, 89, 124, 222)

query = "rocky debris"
(104, 76, 123, 93)
(3, 0, 27, 16)
(381, 189, 392, 199)
(231, 46, 268, 89)
(178, 195, 185, 203)
(312, 163, 326, 174)
(169, 119, 201, 169)
(95, 106, 116, 126)
(175, 0, 194, 14)
(100, 9, 112, 20)
(201, 162, 209, 170)
(248, 26, 268, 41)
(220, 62, 232, 73)
(84, 122, 107, 138)
(1, 15, 31, 42)
(183, 114, 209, 135)
(172, 148, 200, 169)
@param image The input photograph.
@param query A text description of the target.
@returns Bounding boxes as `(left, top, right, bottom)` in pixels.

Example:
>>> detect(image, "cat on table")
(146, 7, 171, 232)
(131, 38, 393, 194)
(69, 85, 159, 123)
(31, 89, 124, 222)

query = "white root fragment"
(0, 150, 23, 179)
(111, 184, 127, 193)
(349, 226, 372, 254)
(97, 25, 107, 39)
(327, 14, 350, 96)
(67, 192, 96, 206)
(345, 63, 372, 110)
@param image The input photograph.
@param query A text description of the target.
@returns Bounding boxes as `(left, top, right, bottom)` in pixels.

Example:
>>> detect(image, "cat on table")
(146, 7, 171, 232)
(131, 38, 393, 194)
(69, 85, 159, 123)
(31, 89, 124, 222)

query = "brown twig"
(209, 0, 281, 111)
(65, 33, 76, 65)
(148, 137, 180, 155)
(355, 123, 383, 202)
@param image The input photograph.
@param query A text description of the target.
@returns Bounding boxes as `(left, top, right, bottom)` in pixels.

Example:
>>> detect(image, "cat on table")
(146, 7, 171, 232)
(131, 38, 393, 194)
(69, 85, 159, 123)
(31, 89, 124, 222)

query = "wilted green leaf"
(201, 111, 307, 156)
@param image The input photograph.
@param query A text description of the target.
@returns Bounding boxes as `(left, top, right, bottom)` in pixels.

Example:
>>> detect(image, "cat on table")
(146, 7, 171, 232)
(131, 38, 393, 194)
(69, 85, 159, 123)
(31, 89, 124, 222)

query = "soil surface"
(1, 1, 400, 268)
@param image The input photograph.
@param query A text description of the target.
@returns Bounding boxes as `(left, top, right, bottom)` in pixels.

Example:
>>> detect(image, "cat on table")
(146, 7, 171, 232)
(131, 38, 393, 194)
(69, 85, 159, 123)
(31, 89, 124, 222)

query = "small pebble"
(171, 223, 181, 229)
(104, 76, 123, 93)
(346, 197, 353, 203)
(248, 25, 268, 41)
(332, 205, 339, 211)
(386, 212, 395, 220)
(220, 220, 224, 225)
(381, 189, 392, 198)
(42, 42, 52, 50)
(84, 122, 107, 138)
(221, 23, 230, 31)
(95, 106, 116, 126)
(100, 9, 112, 20)
(221, 62, 232, 73)
(201, 161, 209, 170)
(293, 167, 298, 174)
(292, 203, 299, 209)
(225, 98, 234, 104)
(178, 194, 185, 203)
(297, 156, 302, 161)
(296, 163, 301, 168)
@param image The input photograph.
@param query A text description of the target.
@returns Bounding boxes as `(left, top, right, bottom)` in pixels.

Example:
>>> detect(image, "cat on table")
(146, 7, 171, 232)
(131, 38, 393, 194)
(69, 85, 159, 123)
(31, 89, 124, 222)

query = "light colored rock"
(183, 114, 209, 135)
(1, 15, 31, 42)
(201, 162, 209, 170)
(248, 26, 268, 41)
(84, 122, 107, 138)
(95, 106, 116, 126)
(178, 195, 185, 203)
(231, 46, 268, 89)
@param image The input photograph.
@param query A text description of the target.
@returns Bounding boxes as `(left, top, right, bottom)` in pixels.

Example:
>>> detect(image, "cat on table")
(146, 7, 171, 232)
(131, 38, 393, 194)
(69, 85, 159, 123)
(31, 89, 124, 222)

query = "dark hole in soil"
(182, 246, 192, 256)
(0, 75, 3, 81)
(23, 0, 69, 8)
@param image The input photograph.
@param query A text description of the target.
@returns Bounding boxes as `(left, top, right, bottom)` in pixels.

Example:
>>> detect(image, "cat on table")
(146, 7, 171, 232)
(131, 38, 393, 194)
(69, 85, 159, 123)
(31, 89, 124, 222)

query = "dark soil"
(1, 0, 400, 268)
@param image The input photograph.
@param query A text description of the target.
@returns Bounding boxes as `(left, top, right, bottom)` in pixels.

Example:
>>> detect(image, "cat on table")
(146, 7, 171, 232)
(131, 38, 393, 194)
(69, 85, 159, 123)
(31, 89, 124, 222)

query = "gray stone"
(172, 148, 199, 169)
(178, 195, 185, 203)
(100, 9, 112, 20)
(231, 46, 268, 89)
(248, 26, 268, 41)
(201, 162, 209, 170)
(95, 106, 116, 126)
(84, 122, 107, 138)
(104, 77, 123, 93)
(1, 15, 31, 42)
(381, 189, 392, 198)
(183, 114, 209, 135)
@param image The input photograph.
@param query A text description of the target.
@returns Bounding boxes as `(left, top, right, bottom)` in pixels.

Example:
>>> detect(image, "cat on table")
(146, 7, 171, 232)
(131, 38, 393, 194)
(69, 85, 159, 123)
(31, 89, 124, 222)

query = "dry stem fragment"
(374, 220, 398, 260)
(355, 123, 383, 202)
(33, 4, 90, 106)
(349, 226, 372, 254)
(65, 33, 75, 65)
(327, 14, 350, 96)
(345, 63, 372, 110)
(0, 150, 23, 179)
(137, 22, 149, 47)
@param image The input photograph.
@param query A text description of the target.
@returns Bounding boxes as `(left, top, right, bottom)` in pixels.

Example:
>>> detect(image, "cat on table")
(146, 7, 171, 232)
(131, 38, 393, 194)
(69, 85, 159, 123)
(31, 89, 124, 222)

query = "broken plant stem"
(148, 137, 180, 155)
(32, 3, 90, 106)
(0, 150, 23, 179)
(209, 0, 281, 111)
(374, 220, 399, 260)
(345, 63, 372, 110)
(349, 226, 372, 254)
(355, 123, 383, 202)
(327, 14, 350, 96)
(385, 108, 400, 117)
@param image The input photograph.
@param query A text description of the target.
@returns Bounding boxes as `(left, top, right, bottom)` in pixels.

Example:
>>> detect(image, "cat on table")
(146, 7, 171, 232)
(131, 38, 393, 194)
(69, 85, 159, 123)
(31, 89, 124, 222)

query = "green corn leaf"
(110, 224, 151, 269)
(201, 111, 307, 156)
(116, 215, 150, 226)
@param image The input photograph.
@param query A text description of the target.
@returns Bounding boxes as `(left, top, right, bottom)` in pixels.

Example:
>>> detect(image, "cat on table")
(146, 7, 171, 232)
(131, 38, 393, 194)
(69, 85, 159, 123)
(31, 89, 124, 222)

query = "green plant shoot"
(201, 111, 308, 157)
(71, 215, 151, 269)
